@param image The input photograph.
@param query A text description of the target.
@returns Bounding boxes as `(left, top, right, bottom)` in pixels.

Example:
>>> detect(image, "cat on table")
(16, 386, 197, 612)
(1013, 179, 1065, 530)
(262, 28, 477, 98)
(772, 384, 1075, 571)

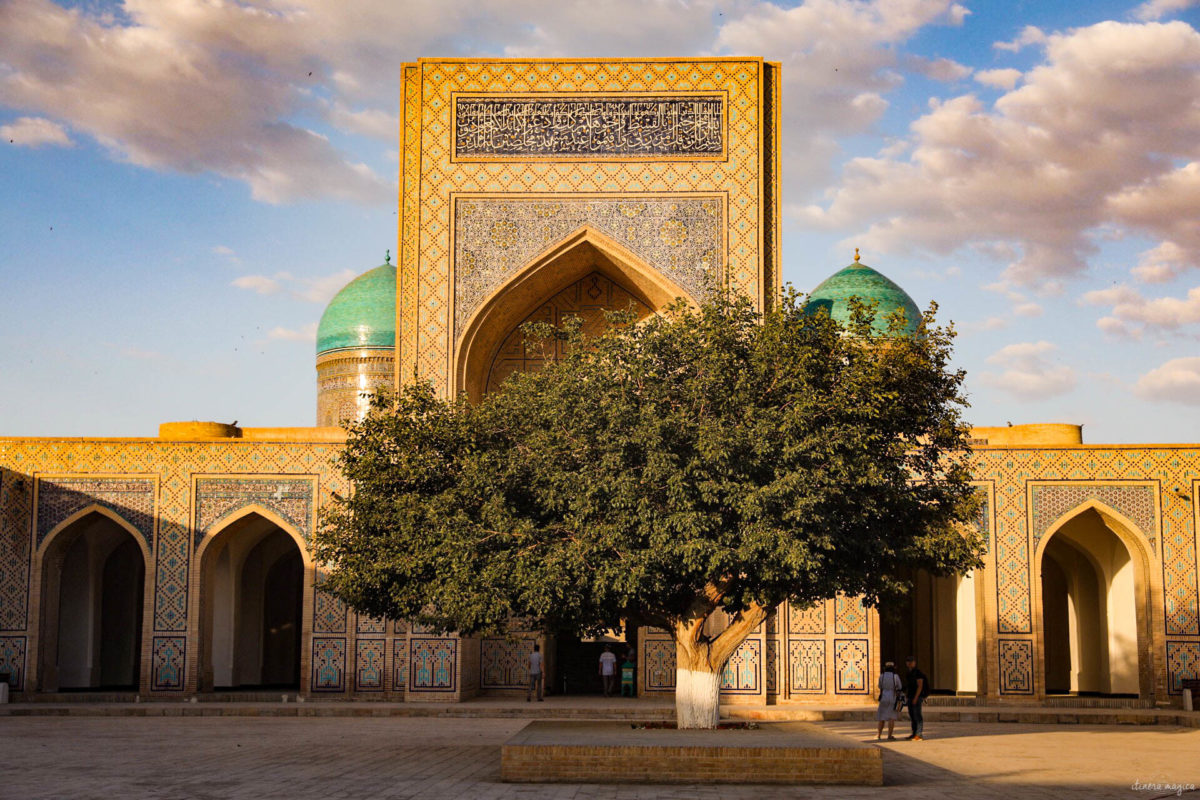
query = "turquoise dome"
(316, 262, 397, 355)
(805, 259, 921, 336)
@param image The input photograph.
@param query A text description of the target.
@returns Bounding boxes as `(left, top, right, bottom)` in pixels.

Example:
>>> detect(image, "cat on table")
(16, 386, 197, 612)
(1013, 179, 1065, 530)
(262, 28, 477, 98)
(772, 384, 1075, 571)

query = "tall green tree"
(314, 290, 982, 728)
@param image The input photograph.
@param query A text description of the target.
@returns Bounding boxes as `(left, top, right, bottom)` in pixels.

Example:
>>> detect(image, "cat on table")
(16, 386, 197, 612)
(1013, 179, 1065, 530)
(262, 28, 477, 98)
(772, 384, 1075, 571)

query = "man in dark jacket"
(905, 656, 927, 740)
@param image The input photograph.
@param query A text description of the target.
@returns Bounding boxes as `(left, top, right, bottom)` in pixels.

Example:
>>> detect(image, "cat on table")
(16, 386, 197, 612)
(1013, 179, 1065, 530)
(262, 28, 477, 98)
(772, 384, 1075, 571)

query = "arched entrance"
(878, 568, 978, 694)
(456, 227, 696, 401)
(198, 512, 306, 690)
(37, 509, 148, 691)
(1038, 507, 1143, 696)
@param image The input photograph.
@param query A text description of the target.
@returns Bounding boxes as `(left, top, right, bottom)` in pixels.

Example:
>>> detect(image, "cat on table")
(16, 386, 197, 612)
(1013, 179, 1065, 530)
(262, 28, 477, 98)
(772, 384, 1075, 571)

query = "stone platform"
(500, 720, 883, 785)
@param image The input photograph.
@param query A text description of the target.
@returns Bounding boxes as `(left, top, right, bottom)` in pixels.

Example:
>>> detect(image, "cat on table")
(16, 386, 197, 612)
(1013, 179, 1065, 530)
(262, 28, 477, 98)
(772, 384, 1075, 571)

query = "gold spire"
(385, 249, 391, 265)
(854, 247, 860, 263)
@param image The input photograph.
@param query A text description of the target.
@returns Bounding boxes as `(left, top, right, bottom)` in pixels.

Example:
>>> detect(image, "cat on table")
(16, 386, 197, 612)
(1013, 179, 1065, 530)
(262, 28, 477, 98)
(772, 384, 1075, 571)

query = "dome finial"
(854, 247, 860, 263)
(385, 249, 391, 265)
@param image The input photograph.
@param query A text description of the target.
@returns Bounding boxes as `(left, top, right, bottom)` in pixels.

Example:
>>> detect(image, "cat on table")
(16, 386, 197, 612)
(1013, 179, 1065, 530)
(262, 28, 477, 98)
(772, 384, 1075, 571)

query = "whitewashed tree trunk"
(675, 667, 722, 729)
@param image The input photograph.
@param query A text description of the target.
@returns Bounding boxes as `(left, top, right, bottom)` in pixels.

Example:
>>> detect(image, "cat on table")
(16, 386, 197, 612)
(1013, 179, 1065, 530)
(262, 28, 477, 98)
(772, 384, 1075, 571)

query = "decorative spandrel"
(454, 95, 725, 159)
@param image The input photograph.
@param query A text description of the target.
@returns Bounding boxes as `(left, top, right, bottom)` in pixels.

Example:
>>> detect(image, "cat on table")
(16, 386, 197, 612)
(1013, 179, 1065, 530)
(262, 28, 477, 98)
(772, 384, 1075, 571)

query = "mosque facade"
(0, 58, 1197, 707)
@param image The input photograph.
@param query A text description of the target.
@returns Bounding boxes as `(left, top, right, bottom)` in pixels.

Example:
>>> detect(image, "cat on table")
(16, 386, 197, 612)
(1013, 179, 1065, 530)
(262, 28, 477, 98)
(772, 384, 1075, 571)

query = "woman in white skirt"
(876, 661, 903, 740)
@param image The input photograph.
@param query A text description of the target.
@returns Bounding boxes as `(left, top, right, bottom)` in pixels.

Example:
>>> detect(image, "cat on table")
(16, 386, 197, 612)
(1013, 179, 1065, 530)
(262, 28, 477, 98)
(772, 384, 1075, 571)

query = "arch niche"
(35, 506, 151, 692)
(1036, 503, 1155, 698)
(194, 508, 312, 691)
(877, 568, 980, 695)
(455, 227, 699, 401)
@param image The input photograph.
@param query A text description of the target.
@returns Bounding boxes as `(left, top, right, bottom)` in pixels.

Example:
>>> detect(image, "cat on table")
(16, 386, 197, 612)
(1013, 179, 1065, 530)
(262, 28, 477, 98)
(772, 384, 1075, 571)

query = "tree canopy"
(314, 289, 983, 725)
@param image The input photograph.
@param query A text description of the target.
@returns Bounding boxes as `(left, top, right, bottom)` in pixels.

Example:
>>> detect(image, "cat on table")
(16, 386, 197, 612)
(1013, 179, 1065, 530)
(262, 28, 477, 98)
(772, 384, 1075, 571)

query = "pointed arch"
(455, 226, 700, 402)
(36, 503, 152, 565)
(193, 503, 314, 570)
(1036, 498, 1156, 568)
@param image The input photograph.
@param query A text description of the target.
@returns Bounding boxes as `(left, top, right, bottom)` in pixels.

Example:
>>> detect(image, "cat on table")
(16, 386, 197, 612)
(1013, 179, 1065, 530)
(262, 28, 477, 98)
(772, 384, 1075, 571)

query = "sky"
(1, 0, 1198, 443)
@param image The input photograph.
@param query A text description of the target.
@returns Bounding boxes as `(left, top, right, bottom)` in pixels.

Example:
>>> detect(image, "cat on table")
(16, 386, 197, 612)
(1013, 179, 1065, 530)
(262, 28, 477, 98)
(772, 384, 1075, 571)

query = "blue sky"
(1, 0, 1198, 442)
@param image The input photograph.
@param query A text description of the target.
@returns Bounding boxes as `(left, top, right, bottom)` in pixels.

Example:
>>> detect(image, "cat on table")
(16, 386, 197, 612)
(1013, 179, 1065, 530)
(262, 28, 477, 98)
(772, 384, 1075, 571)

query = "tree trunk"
(671, 592, 767, 729)
(675, 663, 722, 729)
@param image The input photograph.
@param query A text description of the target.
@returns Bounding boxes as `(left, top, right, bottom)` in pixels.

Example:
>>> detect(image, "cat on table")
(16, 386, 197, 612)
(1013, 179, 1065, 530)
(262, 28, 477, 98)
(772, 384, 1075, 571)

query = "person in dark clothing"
(904, 656, 927, 740)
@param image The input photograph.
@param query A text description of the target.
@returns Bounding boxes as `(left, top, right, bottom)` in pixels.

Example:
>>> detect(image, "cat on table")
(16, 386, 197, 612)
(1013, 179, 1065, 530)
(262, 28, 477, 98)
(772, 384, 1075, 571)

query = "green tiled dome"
(316, 262, 396, 355)
(805, 258, 921, 336)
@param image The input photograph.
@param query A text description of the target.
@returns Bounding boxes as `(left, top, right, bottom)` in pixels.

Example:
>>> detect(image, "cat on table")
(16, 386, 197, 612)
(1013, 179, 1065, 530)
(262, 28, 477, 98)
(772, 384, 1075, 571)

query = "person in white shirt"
(599, 645, 618, 697)
(527, 643, 544, 702)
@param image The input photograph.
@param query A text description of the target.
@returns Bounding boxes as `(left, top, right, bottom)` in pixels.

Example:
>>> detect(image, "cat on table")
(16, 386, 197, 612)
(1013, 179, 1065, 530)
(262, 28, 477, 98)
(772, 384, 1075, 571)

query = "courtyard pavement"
(1, 715, 1197, 799)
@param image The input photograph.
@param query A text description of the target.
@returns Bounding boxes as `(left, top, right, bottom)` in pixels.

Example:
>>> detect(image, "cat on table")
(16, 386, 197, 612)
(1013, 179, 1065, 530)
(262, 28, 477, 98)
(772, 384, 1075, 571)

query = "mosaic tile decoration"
(453, 195, 723, 338)
(834, 639, 869, 694)
(312, 637, 347, 692)
(356, 614, 386, 634)
(788, 639, 825, 693)
(393, 619, 409, 635)
(1166, 641, 1200, 694)
(973, 483, 993, 549)
(480, 636, 534, 689)
(453, 95, 725, 159)
(401, 58, 767, 390)
(719, 639, 760, 694)
(1030, 483, 1157, 553)
(194, 477, 315, 548)
(410, 637, 457, 692)
(644, 638, 676, 690)
(35, 476, 155, 550)
(150, 635, 185, 691)
(313, 586, 348, 634)
(835, 594, 867, 634)
(766, 638, 778, 695)
(393, 638, 408, 691)
(355, 639, 386, 691)
(0, 469, 33, 630)
(999, 639, 1034, 694)
(788, 601, 825, 634)
(0, 635, 26, 691)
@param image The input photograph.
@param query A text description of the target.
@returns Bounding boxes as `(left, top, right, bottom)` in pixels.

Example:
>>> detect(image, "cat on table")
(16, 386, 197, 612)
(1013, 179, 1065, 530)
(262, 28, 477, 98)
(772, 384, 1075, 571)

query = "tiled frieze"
(834, 594, 867, 634)
(150, 636, 185, 691)
(355, 639, 386, 691)
(1030, 483, 1157, 553)
(410, 637, 457, 692)
(788, 639, 825, 693)
(355, 613, 386, 634)
(644, 638, 676, 690)
(393, 638, 408, 691)
(393, 618, 409, 635)
(453, 195, 723, 338)
(193, 476, 315, 548)
(1166, 641, 1200, 694)
(34, 476, 156, 550)
(720, 639, 760, 694)
(999, 639, 1034, 695)
(480, 636, 534, 689)
(313, 585, 348, 634)
(788, 601, 825, 634)
(312, 637, 347, 692)
(834, 639, 869, 694)
(0, 469, 32, 630)
(0, 635, 26, 690)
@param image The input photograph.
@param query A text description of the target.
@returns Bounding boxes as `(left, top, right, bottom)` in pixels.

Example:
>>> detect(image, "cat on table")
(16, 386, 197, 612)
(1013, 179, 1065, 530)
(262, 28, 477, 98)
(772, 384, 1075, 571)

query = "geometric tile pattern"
(788, 602, 825, 634)
(480, 636, 534, 690)
(1030, 483, 1157, 553)
(194, 477, 314, 548)
(0, 635, 26, 691)
(313, 587, 348, 634)
(1166, 641, 1200, 694)
(410, 638, 457, 692)
(644, 638, 676, 690)
(835, 594, 867, 634)
(35, 476, 155, 550)
(719, 639, 760, 694)
(150, 636, 186, 691)
(453, 195, 723, 338)
(312, 637, 347, 692)
(834, 639, 869, 694)
(0, 469, 33, 631)
(355, 639, 386, 691)
(355, 614, 386, 634)
(999, 639, 1034, 695)
(393, 638, 408, 693)
(788, 639, 825, 693)
(766, 638, 778, 695)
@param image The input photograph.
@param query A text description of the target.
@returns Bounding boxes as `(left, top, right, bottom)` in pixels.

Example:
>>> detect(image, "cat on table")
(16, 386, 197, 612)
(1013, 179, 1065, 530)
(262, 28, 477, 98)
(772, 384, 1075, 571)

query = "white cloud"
(994, 25, 1047, 52)
(1014, 302, 1043, 317)
(268, 323, 318, 342)
(232, 269, 356, 303)
(213, 245, 236, 257)
(1132, 240, 1194, 283)
(1133, 356, 1200, 403)
(974, 68, 1022, 90)
(1082, 283, 1200, 336)
(906, 55, 972, 82)
(232, 275, 283, 295)
(980, 340, 1077, 400)
(1133, 0, 1199, 21)
(0, 116, 72, 147)
(801, 20, 1200, 290)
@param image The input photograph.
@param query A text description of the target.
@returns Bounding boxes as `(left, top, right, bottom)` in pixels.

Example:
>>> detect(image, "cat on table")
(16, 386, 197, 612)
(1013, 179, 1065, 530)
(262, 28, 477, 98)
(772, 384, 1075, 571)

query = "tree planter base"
(501, 720, 883, 785)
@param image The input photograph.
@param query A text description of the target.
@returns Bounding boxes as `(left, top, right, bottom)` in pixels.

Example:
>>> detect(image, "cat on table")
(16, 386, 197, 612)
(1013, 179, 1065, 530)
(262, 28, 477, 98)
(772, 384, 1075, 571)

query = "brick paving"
(1, 716, 1198, 799)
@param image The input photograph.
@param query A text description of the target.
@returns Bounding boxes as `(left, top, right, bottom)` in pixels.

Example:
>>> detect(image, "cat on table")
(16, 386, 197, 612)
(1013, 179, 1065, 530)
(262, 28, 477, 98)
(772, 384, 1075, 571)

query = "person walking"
(904, 655, 927, 740)
(599, 645, 618, 697)
(876, 661, 903, 740)
(527, 643, 544, 702)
